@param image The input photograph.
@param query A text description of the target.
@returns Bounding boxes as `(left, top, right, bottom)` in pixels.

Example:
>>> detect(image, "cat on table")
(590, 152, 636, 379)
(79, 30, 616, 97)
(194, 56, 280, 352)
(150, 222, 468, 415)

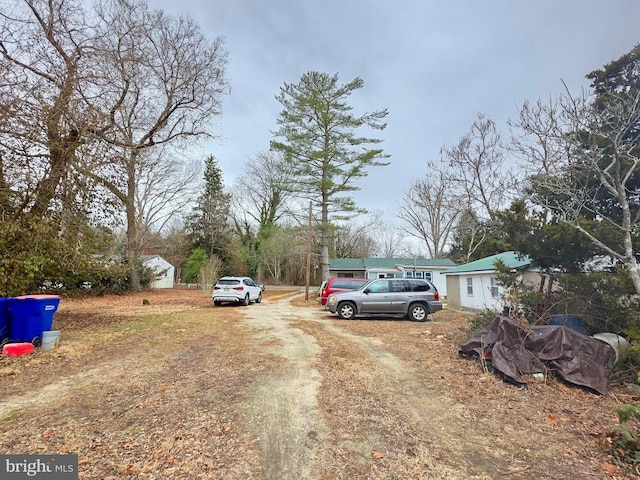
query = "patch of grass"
(2, 409, 21, 422)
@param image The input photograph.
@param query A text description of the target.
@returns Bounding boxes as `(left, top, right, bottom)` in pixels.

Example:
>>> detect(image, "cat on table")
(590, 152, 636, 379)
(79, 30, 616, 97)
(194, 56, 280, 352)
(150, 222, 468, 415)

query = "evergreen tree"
(186, 155, 232, 267)
(271, 72, 389, 281)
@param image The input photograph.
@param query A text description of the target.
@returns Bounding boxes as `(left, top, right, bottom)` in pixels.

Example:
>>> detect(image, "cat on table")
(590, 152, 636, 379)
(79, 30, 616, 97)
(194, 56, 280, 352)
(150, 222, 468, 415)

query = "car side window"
(390, 280, 407, 292)
(367, 280, 390, 293)
(332, 280, 350, 289)
(409, 280, 430, 292)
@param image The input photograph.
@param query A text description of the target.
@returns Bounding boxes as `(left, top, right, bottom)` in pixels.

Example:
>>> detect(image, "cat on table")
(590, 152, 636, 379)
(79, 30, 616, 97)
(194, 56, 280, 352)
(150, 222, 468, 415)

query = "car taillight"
(434, 291, 439, 301)
(233, 286, 244, 291)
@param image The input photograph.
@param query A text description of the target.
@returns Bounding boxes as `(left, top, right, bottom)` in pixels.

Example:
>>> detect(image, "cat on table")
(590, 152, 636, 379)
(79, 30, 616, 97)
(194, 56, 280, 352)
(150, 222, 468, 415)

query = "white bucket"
(41, 330, 61, 350)
(593, 332, 629, 366)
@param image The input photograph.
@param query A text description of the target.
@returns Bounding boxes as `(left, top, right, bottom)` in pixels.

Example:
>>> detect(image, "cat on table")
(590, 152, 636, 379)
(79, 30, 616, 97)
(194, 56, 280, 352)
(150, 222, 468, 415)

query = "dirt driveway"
(0, 288, 634, 479)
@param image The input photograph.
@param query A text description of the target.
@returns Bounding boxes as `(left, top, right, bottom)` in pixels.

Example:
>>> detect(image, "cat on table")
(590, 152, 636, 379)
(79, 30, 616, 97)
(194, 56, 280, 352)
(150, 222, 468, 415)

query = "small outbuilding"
(442, 251, 539, 311)
(142, 255, 175, 289)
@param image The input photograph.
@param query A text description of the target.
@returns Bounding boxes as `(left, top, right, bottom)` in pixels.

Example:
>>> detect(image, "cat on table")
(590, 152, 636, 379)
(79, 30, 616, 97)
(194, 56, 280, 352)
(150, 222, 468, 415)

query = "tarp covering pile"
(459, 316, 615, 395)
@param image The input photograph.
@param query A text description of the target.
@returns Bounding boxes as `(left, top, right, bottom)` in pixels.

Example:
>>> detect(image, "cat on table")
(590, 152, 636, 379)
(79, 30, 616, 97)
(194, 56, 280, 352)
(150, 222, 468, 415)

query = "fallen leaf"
(600, 461, 616, 477)
(546, 414, 558, 425)
(564, 448, 578, 457)
(160, 385, 168, 391)
(371, 450, 385, 459)
(43, 431, 56, 439)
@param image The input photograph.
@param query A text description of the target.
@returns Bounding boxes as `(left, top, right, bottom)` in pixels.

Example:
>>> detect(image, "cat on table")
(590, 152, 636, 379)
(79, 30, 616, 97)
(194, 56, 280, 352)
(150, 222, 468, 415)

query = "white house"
(442, 251, 538, 312)
(142, 255, 175, 289)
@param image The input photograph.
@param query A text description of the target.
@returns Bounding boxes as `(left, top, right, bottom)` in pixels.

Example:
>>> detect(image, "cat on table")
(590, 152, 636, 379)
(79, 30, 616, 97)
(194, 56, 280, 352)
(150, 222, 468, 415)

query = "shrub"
(469, 309, 500, 336)
(0, 216, 136, 297)
(609, 405, 640, 465)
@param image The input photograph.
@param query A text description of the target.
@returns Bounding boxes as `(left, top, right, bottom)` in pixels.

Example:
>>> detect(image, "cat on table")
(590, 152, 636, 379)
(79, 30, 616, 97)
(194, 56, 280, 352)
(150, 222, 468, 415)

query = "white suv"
(213, 276, 263, 306)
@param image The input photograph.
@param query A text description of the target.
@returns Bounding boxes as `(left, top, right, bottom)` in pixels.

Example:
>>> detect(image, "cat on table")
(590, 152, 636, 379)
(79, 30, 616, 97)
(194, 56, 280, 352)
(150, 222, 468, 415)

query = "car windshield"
(217, 279, 240, 286)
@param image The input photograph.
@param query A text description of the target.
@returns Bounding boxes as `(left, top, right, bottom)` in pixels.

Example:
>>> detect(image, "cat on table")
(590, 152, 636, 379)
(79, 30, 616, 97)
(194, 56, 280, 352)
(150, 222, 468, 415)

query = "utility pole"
(305, 201, 312, 301)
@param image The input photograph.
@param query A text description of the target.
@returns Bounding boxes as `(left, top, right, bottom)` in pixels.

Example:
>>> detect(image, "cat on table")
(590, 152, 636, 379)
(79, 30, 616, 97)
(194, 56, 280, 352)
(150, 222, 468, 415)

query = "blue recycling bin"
(549, 314, 585, 333)
(8, 295, 61, 346)
(0, 298, 10, 345)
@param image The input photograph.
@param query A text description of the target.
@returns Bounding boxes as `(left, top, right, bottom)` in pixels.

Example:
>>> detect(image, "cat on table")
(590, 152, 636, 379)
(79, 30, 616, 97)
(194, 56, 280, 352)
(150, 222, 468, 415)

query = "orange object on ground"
(2, 342, 35, 356)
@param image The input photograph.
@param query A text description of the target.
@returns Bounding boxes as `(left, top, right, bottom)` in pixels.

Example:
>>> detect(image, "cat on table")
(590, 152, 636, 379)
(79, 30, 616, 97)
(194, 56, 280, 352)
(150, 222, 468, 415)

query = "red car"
(317, 277, 369, 306)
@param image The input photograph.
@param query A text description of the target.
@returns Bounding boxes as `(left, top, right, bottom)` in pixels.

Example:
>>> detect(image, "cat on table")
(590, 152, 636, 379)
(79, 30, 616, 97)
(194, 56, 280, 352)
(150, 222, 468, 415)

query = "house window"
(406, 271, 413, 278)
(338, 273, 354, 278)
(466, 278, 473, 295)
(414, 271, 423, 279)
(424, 272, 432, 282)
(489, 277, 500, 298)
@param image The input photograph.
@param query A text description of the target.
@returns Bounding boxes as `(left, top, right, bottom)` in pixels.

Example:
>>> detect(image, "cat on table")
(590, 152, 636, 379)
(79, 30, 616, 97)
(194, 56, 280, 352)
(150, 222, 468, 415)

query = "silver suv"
(213, 276, 263, 306)
(326, 278, 442, 321)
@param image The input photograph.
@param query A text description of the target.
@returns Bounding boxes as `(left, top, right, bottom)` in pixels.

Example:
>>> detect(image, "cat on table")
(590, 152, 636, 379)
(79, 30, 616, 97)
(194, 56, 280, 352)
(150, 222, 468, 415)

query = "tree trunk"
(320, 193, 330, 282)
(127, 152, 140, 290)
(627, 257, 640, 300)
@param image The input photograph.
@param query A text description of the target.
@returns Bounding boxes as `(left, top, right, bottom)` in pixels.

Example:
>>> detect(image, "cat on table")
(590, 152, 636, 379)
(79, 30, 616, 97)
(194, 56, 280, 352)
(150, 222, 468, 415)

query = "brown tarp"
(459, 315, 615, 395)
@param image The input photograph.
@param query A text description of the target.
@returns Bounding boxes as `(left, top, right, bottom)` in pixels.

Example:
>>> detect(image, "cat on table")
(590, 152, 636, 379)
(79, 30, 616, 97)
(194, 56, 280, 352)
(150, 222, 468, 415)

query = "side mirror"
(363, 288, 371, 294)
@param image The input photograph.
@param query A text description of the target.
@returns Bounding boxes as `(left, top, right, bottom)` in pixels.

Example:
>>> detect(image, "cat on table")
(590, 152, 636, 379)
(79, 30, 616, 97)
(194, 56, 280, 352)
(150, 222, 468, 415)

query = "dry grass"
(0, 289, 636, 479)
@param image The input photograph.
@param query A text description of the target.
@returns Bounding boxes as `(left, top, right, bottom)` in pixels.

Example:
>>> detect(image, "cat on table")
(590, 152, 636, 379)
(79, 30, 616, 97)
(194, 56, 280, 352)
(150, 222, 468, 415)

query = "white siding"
(458, 273, 503, 311)
(428, 269, 448, 297)
(144, 256, 175, 289)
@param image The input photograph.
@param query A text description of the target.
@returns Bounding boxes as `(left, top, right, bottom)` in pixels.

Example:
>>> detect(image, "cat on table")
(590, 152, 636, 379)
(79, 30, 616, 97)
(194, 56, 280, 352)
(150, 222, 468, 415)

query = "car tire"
(337, 302, 356, 320)
(408, 303, 428, 322)
(242, 294, 250, 306)
(256, 292, 262, 304)
(214, 300, 222, 306)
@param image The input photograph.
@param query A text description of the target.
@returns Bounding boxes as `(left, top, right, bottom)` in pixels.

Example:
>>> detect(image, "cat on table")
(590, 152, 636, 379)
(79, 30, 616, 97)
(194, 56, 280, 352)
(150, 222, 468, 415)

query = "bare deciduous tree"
(1, 0, 228, 290)
(396, 163, 461, 258)
(441, 113, 515, 260)
(89, 0, 228, 288)
(134, 152, 201, 251)
(331, 221, 377, 258)
(509, 97, 574, 177)
(233, 151, 294, 228)
(0, 0, 102, 218)
(367, 211, 412, 258)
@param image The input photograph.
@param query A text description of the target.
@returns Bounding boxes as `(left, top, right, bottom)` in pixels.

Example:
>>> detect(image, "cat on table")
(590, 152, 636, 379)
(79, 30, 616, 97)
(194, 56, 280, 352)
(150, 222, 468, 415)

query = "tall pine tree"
(270, 72, 389, 281)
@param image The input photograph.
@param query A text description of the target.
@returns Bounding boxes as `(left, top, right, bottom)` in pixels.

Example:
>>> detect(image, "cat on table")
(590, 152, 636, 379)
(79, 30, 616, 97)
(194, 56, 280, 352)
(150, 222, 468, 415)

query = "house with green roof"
(328, 257, 457, 297)
(442, 251, 538, 311)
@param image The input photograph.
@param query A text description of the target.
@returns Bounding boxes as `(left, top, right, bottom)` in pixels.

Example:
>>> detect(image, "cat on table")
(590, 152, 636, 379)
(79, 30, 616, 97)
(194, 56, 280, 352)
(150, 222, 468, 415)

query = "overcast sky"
(148, 0, 639, 219)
